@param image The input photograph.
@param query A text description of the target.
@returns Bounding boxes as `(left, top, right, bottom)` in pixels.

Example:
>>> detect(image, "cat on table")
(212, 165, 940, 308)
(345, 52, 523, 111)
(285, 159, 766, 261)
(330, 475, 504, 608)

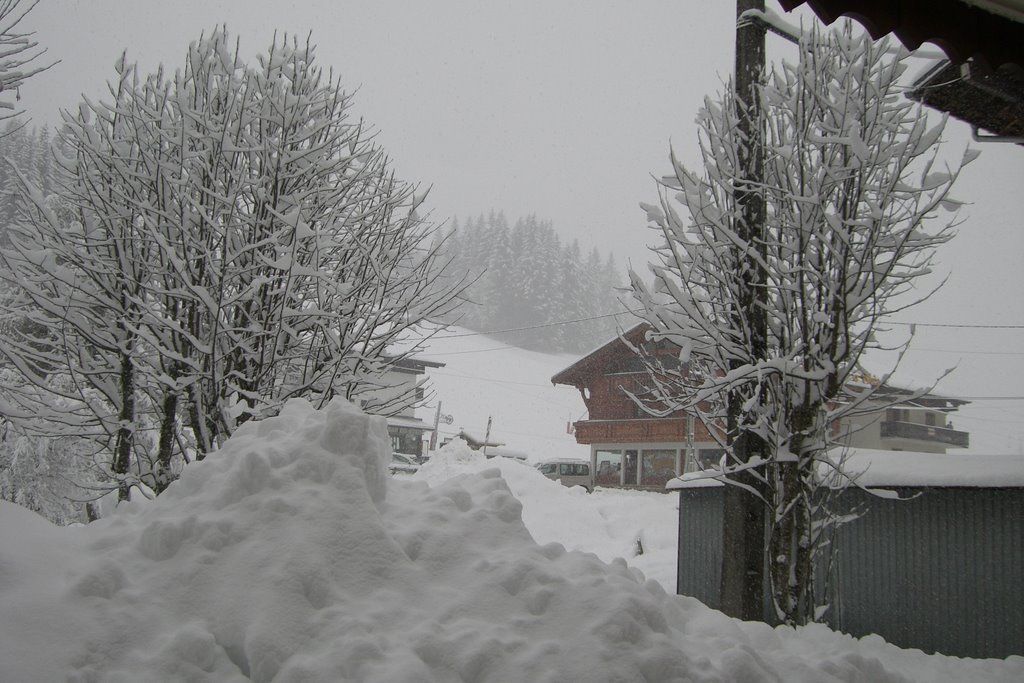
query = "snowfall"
(1, 396, 1022, 683)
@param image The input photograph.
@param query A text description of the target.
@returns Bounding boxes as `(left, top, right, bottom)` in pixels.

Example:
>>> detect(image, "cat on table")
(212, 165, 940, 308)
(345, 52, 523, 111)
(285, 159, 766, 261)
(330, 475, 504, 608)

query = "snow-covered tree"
(0, 28, 467, 502)
(629, 25, 973, 625)
(0, 0, 53, 132)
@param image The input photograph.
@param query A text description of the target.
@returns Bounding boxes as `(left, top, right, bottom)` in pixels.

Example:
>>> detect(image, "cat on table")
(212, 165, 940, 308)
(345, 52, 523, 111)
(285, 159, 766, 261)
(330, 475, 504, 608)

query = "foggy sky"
(14, 0, 1024, 451)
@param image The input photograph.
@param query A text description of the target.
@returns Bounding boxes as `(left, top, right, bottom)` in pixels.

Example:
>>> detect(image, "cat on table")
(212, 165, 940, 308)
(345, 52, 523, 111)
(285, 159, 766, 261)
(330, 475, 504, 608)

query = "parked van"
(535, 459, 593, 492)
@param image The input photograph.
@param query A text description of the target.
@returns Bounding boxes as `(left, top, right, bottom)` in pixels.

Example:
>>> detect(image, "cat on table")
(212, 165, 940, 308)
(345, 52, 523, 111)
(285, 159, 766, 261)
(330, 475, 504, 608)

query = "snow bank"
(1, 399, 1021, 682)
(414, 439, 680, 591)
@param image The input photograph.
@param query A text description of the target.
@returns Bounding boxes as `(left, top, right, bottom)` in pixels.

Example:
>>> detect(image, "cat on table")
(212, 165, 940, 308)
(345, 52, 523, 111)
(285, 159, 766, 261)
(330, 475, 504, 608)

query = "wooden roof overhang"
(550, 323, 651, 388)
(907, 58, 1024, 142)
(780, 2, 1024, 145)
(778, 0, 1024, 68)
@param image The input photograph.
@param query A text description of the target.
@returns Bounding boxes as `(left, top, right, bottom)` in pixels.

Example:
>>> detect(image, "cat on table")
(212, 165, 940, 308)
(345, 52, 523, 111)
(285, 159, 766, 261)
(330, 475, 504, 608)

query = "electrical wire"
(890, 321, 1024, 329)
(429, 310, 642, 339)
(430, 369, 557, 389)
(908, 347, 1024, 356)
(426, 311, 1024, 341)
(417, 345, 518, 357)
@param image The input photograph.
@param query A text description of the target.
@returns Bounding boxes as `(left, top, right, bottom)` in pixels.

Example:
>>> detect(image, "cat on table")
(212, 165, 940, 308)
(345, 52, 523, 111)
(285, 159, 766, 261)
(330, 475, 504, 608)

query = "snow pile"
(414, 440, 679, 590)
(1, 399, 1021, 682)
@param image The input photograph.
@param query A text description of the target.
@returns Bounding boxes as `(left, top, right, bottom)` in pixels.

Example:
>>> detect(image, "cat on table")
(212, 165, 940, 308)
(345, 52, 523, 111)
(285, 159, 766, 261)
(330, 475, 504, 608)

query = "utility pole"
(430, 402, 442, 451)
(482, 415, 493, 457)
(720, 0, 769, 622)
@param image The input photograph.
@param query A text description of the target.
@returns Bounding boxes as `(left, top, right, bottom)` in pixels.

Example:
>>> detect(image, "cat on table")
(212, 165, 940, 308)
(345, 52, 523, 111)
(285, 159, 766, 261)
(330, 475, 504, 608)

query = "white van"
(535, 459, 593, 492)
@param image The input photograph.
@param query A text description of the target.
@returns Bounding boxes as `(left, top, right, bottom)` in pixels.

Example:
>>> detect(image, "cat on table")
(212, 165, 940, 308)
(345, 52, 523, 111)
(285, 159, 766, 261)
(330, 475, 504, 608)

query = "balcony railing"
(880, 420, 970, 448)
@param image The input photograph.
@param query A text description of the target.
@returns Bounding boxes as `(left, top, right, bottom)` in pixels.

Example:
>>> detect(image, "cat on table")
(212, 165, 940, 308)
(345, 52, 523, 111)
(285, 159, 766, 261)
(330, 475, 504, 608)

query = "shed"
(669, 451, 1024, 659)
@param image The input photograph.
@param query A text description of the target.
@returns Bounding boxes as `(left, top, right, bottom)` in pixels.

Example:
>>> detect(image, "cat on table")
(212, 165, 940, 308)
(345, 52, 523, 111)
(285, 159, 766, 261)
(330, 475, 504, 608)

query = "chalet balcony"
(880, 420, 970, 449)
(574, 418, 687, 445)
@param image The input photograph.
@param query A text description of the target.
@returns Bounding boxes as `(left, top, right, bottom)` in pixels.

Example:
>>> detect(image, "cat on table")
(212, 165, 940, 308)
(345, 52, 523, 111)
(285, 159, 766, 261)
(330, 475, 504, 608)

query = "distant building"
(838, 383, 970, 453)
(378, 356, 445, 459)
(551, 324, 969, 489)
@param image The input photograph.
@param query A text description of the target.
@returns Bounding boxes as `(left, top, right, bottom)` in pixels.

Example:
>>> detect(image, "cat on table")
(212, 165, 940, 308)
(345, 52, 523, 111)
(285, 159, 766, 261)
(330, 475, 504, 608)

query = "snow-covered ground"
(2, 398, 1021, 682)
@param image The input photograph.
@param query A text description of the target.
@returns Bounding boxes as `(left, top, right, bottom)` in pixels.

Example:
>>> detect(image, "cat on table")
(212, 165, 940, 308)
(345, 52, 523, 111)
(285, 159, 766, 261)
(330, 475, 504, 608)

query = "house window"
(925, 412, 938, 427)
(887, 408, 909, 423)
(623, 450, 638, 486)
(559, 463, 590, 476)
(640, 449, 677, 486)
(389, 426, 423, 457)
(595, 450, 622, 487)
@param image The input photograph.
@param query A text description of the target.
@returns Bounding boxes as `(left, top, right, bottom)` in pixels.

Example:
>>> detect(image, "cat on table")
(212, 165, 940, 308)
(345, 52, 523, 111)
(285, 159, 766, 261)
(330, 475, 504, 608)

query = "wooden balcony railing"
(880, 420, 970, 448)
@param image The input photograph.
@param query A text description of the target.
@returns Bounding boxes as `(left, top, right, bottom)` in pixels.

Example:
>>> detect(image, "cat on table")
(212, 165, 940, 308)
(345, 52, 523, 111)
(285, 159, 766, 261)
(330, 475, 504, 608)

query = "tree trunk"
(771, 400, 819, 625)
(153, 381, 180, 494)
(112, 346, 134, 502)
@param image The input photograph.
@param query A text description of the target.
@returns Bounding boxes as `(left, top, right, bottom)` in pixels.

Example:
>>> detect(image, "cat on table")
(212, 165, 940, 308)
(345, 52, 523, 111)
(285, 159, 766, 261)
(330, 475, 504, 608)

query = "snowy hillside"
(2, 398, 1020, 682)
(413, 326, 593, 463)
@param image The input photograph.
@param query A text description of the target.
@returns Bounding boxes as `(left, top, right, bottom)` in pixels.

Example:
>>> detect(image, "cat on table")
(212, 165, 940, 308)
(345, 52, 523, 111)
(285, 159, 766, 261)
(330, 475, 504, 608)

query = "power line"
(428, 313, 1024, 342)
(909, 347, 1024, 356)
(429, 310, 642, 339)
(952, 414, 1024, 425)
(418, 345, 518, 357)
(890, 322, 1024, 330)
(430, 369, 559, 390)
(957, 396, 1024, 401)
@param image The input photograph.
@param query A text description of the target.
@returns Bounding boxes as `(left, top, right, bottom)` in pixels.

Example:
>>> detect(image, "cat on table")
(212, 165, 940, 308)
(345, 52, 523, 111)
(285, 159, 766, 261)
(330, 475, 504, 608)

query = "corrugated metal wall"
(828, 487, 1024, 658)
(675, 485, 1024, 659)
(675, 487, 723, 609)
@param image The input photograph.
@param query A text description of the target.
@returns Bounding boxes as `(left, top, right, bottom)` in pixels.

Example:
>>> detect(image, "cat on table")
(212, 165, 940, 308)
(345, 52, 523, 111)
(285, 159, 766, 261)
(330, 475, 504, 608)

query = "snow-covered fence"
(670, 452, 1024, 659)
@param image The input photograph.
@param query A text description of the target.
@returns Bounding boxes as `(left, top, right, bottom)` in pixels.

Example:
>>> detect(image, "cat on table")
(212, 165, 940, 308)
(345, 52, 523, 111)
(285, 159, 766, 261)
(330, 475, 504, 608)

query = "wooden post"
(719, 0, 769, 622)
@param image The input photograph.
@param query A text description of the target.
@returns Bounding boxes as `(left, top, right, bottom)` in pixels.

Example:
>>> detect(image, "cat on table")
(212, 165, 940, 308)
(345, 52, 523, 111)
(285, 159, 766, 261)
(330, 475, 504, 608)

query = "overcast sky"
(14, 0, 1024, 451)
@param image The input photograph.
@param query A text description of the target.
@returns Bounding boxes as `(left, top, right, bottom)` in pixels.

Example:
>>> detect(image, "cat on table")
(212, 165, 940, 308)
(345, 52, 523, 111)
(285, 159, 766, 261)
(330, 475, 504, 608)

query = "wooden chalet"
(553, 324, 970, 490)
(551, 324, 722, 490)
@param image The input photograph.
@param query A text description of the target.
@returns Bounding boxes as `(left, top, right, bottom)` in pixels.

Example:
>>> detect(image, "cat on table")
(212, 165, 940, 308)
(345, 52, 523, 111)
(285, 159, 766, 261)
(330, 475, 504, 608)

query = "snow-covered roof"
(667, 450, 1024, 490)
(486, 447, 529, 462)
(666, 475, 724, 490)
(451, 429, 505, 448)
(550, 323, 648, 387)
(830, 449, 1024, 488)
(534, 457, 589, 465)
(386, 415, 433, 431)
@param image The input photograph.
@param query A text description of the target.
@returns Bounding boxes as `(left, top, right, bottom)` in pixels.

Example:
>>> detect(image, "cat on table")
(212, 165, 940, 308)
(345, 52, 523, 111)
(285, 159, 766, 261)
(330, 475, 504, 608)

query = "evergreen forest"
(437, 212, 629, 354)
